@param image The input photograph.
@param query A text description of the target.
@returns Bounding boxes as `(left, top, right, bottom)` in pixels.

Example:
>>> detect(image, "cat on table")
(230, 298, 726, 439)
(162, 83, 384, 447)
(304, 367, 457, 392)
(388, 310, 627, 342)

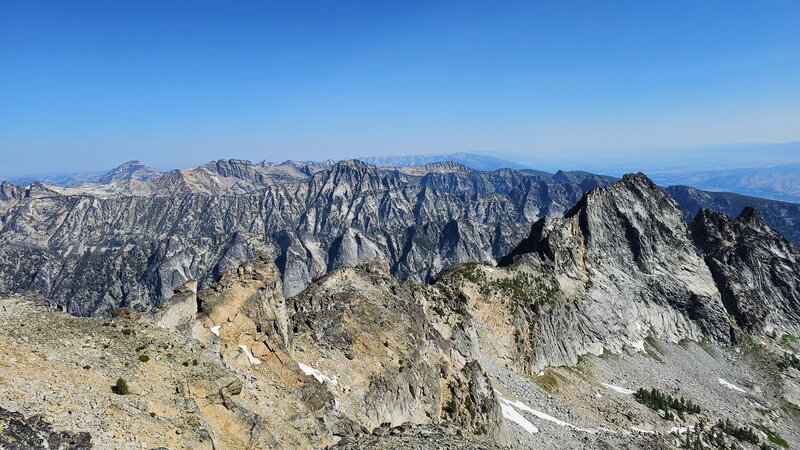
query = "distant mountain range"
(510, 141, 800, 203)
(649, 164, 800, 203)
(358, 152, 529, 171)
(8, 145, 800, 203)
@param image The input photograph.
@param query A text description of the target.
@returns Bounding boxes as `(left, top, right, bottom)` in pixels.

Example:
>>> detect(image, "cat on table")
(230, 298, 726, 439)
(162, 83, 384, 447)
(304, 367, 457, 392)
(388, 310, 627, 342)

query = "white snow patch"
(602, 383, 635, 395)
(497, 392, 581, 430)
(670, 426, 694, 436)
(497, 396, 539, 434)
(298, 362, 338, 385)
(209, 325, 220, 337)
(238, 345, 261, 365)
(630, 426, 655, 434)
(630, 340, 646, 352)
(525, 406, 581, 430)
(718, 378, 746, 393)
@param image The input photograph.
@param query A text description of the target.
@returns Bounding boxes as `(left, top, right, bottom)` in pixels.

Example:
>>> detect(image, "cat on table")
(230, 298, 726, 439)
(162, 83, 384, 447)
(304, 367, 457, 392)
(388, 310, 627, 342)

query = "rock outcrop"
(499, 173, 733, 370)
(690, 206, 800, 336)
(668, 184, 800, 243)
(154, 279, 197, 332)
(288, 263, 505, 439)
(0, 407, 92, 450)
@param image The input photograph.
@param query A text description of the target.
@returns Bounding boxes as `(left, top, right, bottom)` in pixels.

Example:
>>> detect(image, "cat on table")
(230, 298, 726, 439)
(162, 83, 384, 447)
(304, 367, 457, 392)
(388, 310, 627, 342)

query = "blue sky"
(2, 1, 800, 176)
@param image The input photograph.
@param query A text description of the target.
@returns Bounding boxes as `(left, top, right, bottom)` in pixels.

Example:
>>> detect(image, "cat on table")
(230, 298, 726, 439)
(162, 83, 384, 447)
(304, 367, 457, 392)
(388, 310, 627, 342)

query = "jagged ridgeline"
(1, 171, 799, 449)
(2, 159, 800, 317)
(0, 160, 612, 316)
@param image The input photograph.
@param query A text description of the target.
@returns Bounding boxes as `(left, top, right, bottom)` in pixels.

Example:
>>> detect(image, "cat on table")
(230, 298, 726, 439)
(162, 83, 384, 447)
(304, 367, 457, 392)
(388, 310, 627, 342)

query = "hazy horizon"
(4, 139, 800, 180)
(3, 1, 800, 176)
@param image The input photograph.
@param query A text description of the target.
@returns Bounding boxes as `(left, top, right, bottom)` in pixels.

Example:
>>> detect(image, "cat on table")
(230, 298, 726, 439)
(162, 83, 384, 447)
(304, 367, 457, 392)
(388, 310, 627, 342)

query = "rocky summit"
(0, 166, 798, 449)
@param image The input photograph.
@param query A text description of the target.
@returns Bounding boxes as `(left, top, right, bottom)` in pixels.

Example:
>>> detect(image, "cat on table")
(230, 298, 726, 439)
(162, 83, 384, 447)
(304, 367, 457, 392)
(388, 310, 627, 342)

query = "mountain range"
(0, 165, 798, 449)
(2, 159, 800, 316)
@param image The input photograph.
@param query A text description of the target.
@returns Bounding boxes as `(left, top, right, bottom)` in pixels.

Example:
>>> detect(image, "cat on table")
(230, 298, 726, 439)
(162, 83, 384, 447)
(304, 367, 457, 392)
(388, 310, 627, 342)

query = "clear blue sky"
(2, 1, 800, 176)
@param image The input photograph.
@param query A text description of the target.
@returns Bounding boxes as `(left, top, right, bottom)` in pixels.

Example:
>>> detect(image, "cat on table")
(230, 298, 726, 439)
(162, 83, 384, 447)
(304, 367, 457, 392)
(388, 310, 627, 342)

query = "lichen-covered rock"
(0, 407, 92, 450)
(330, 422, 503, 450)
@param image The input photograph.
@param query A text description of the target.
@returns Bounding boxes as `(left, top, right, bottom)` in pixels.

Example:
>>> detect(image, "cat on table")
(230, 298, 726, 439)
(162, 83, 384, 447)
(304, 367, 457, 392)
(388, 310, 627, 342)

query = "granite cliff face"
(690, 207, 800, 336)
(500, 173, 733, 369)
(0, 160, 612, 316)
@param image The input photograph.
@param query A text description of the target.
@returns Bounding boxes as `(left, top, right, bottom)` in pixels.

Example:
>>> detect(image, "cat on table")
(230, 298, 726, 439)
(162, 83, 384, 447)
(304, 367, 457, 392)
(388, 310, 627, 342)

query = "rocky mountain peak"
(500, 172, 731, 368)
(421, 161, 473, 172)
(690, 206, 800, 335)
(201, 159, 259, 178)
(737, 205, 767, 226)
(0, 181, 20, 201)
(97, 160, 161, 184)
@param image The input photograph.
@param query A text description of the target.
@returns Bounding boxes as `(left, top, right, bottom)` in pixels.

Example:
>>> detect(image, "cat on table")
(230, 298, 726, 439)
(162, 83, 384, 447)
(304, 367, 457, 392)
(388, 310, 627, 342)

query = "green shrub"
(716, 419, 759, 445)
(755, 424, 789, 449)
(777, 353, 800, 371)
(443, 397, 458, 417)
(138, 354, 150, 363)
(112, 378, 129, 395)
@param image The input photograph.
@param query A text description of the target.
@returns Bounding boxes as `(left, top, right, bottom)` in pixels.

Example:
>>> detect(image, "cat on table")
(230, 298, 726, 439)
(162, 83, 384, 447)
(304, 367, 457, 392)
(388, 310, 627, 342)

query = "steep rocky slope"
(499, 173, 733, 369)
(690, 207, 800, 336)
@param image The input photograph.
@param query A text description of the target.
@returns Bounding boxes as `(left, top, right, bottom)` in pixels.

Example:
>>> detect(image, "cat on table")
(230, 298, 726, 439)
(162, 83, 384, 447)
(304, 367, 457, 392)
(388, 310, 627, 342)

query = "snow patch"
(238, 345, 261, 365)
(718, 378, 746, 393)
(669, 426, 694, 436)
(630, 340, 646, 352)
(497, 392, 582, 431)
(497, 396, 539, 434)
(524, 406, 581, 430)
(209, 325, 220, 337)
(602, 383, 635, 395)
(298, 362, 338, 385)
(630, 426, 655, 434)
